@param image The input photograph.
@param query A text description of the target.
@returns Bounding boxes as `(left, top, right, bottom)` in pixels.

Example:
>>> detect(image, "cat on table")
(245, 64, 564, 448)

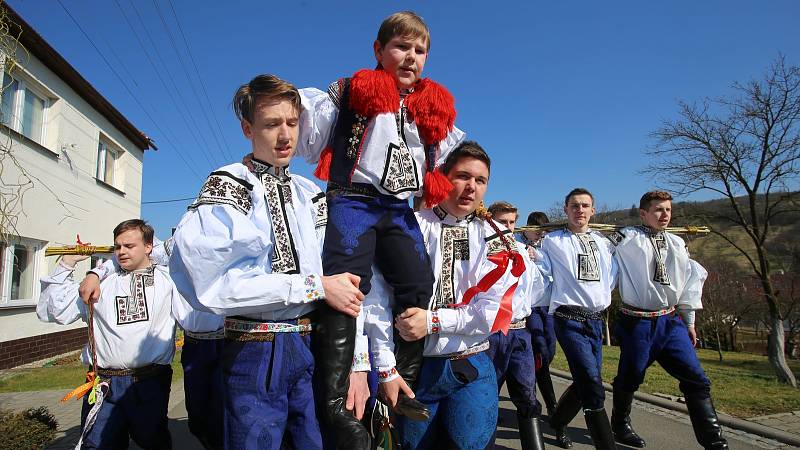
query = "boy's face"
(440, 156, 489, 218)
(114, 229, 153, 272)
(523, 230, 544, 243)
(373, 35, 428, 89)
(493, 211, 517, 232)
(564, 194, 595, 232)
(241, 97, 299, 167)
(640, 199, 672, 231)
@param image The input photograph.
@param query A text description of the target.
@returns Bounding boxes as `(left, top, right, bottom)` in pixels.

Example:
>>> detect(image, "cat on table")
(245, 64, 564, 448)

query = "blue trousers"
(487, 329, 538, 418)
(527, 307, 556, 364)
(79, 365, 172, 449)
(613, 313, 711, 399)
(182, 337, 224, 449)
(222, 332, 321, 450)
(554, 317, 606, 410)
(397, 353, 498, 450)
(323, 194, 433, 310)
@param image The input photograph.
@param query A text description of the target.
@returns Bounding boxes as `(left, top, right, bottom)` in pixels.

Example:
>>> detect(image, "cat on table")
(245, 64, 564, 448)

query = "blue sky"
(8, 0, 800, 237)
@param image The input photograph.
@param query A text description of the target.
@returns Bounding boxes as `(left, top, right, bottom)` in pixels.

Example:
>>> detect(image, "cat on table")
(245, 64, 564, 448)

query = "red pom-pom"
(406, 79, 456, 144)
(423, 169, 453, 208)
(349, 69, 399, 117)
(314, 146, 333, 181)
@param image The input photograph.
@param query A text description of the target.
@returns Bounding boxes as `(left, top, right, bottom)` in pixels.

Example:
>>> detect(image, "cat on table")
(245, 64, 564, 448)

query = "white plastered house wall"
(0, 6, 150, 350)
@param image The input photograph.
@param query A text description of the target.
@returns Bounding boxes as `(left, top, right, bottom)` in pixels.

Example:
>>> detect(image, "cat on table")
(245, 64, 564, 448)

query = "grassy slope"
(551, 344, 800, 418)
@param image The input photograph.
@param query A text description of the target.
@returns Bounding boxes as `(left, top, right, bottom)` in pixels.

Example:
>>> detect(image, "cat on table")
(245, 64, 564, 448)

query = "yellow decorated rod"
(45, 235, 114, 257)
(515, 223, 711, 235)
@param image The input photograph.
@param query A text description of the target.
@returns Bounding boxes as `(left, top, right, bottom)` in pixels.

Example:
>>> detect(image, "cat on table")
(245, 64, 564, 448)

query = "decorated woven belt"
(509, 320, 527, 330)
(184, 328, 225, 340)
(620, 305, 675, 318)
(96, 363, 170, 379)
(554, 305, 604, 322)
(442, 341, 490, 361)
(327, 181, 382, 198)
(225, 317, 312, 342)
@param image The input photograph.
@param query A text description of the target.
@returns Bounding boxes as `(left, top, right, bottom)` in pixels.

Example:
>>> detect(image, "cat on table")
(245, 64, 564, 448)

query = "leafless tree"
(645, 55, 800, 386)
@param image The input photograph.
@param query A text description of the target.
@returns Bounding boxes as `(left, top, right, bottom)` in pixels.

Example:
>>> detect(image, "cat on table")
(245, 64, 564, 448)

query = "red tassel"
(349, 69, 399, 117)
(406, 79, 456, 144)
(314, 146, 333, 181)
(423, 169, 453, 208)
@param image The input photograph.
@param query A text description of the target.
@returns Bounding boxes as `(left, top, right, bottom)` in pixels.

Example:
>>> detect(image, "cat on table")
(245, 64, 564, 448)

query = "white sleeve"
(435, 125, 466, 166)
(37, 264, 86, 325)
(527, 260, 550, 309)
(678, 258, 707, 311)
(351, 308, 371, 372)
(362, 269, 399, 382)
(170, 202, 324, 316)
(297, 87, 339, 164)
(88, 258, 117, 282)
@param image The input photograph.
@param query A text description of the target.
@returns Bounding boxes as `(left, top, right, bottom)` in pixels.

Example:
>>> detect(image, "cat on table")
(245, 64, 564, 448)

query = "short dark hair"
(488, 201, 517, 219)
(113, 219, 154, 245)
(639, 190, 673, 210)
(564, 187, 594, 206)
(439, 140, 491, 176)
(526, 211, 549, 226)
(233, 74, 301, 123)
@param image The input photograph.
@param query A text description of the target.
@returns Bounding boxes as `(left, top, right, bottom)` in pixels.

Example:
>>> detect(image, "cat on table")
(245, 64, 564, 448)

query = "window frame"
(96, 136, 121, 188)
(1, 70, 50, 145)
(0, 236, 45, 308)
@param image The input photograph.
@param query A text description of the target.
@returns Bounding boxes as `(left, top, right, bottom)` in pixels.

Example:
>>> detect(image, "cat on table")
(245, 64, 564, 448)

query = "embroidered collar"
(432, 205, 476, 226)
(637, 225, 665, 237)
(251, 157, 290, 182)
(118, 264, 155, 277)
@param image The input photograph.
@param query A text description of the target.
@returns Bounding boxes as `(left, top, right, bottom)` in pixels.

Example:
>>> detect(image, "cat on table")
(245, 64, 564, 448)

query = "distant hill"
(589, 193, 800, 274)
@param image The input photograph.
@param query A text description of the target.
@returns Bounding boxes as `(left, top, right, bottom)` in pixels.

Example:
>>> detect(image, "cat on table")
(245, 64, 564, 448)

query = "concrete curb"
(550, 368, 800, 448)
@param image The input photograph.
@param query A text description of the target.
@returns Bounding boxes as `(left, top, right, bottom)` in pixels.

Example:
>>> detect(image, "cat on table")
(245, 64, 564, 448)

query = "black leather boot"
(314, 305, 371, 449)
(537, 365, 558, 416)
(584, 408, 616, 450)
(685, 396, 729, 450)
(392, 328, 430, 421)
(548, 383, 582, 448)
(518, 414, 546, 450)
(611, 388, 646, 447)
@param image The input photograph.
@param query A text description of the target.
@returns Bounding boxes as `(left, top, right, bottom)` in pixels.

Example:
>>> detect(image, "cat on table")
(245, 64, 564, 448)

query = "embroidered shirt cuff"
(427, 310, 441, 334)
(377, 367, 400, 383)
(302, 274, 324, 303)
(87, 266, 109, 281)
(436, 308, 460, 333)
(352, 351, 371, 372)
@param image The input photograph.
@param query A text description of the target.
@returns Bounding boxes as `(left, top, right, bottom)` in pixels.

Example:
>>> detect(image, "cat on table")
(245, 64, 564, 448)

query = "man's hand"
(378, 376, 415, 409)
(687, 325, 698, 347)
(395, 308, 428, 341)
(346, 371, 369, 420)
(321, 273, 364, 318)
(61, 255, 89, 268)
(79, 273, 101, 305)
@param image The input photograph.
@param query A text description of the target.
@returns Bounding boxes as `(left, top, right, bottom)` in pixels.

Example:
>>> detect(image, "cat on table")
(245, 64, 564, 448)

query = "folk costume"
(169, 160, 369, 450)
(364, 206, 525, 450)
(38, 261, 177, 449)
(486, 239, 548, 450)
(610, 226, 727, 449)
(538, 228, 618, 449)
(298, 69, 464, 446)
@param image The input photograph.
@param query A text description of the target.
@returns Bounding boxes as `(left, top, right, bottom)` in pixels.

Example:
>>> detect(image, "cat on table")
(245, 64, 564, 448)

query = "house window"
(96, 139, 118, 186)
(0, 237, 44, 306)
(1, 71, 47, 144)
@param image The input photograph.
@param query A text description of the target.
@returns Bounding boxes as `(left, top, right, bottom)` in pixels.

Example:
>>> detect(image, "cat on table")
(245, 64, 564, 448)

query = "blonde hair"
(233, 74, 300, 123)
(376, 11, 431, 51)
(488, 201, 518, 220)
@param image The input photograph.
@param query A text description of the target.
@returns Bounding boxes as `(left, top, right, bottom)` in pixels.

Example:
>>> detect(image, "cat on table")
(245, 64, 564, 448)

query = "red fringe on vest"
(314, 146, 333, 181)
(349, 69, 398, 117)
(423, 169, 453, 208)
(406, 79, 456, 145)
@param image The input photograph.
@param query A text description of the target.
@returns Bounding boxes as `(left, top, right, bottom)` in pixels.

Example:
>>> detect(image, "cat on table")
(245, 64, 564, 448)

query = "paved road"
(0, 375, 794, 449)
